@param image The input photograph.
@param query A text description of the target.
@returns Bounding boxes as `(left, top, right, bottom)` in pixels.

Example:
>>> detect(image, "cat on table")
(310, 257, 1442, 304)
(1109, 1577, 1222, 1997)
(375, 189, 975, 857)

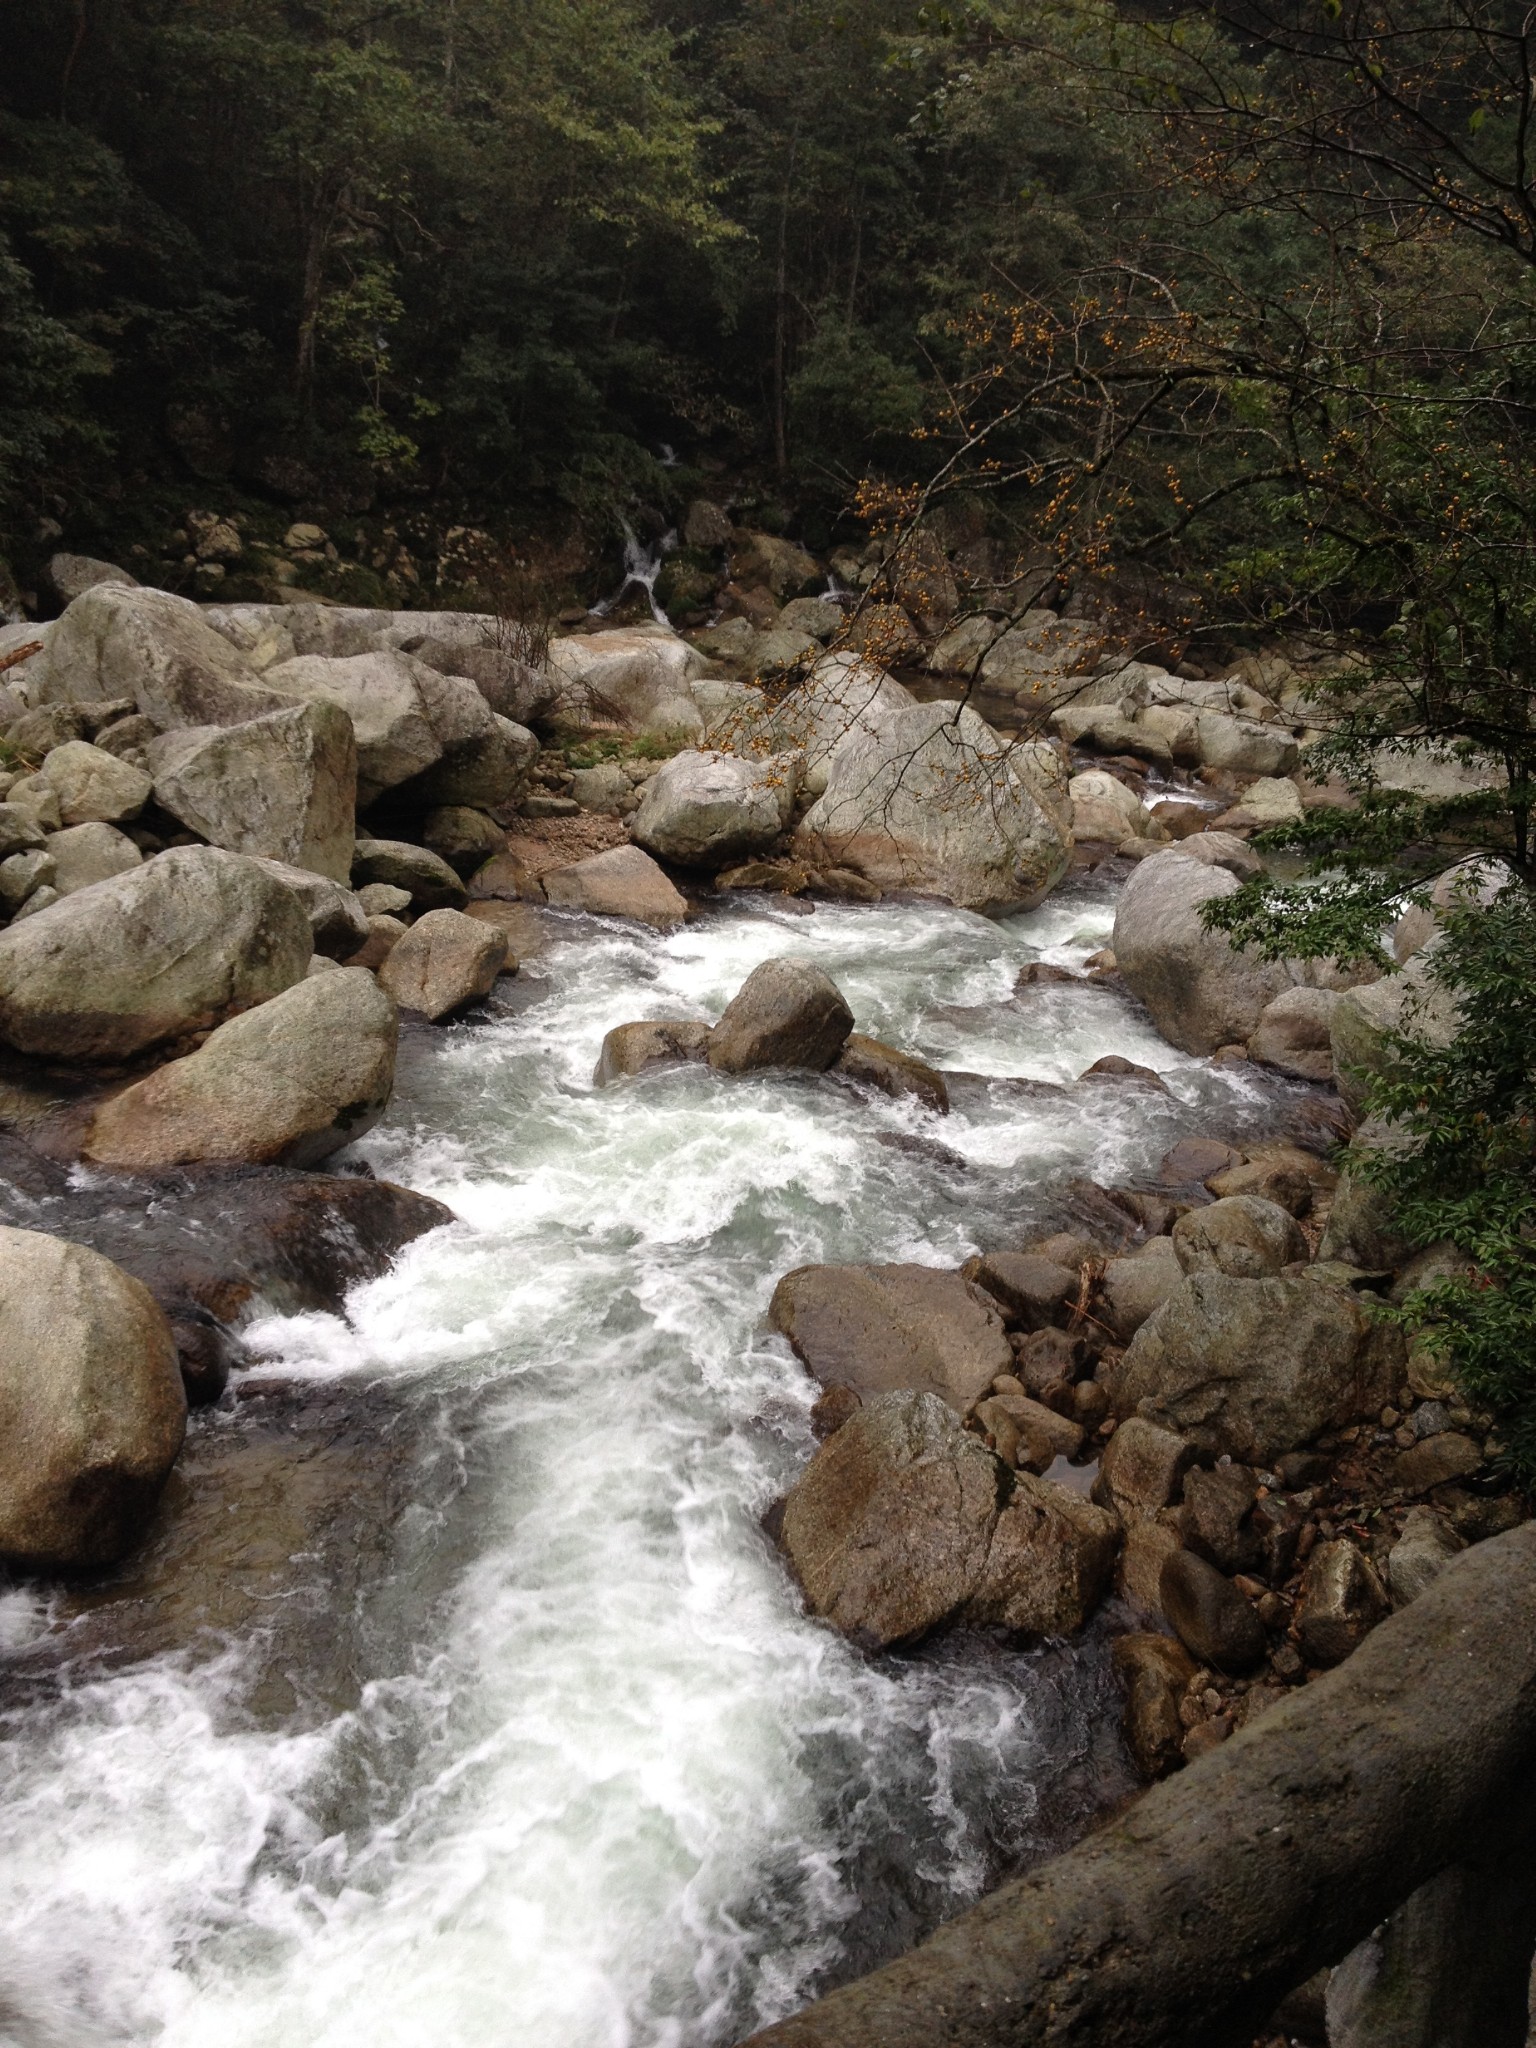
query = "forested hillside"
(3, 0, 1535, 652)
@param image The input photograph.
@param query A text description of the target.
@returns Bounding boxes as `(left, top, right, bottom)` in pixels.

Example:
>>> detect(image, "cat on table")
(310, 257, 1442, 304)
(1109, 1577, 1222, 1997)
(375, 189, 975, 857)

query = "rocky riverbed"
(0, 868, 1372, 2048)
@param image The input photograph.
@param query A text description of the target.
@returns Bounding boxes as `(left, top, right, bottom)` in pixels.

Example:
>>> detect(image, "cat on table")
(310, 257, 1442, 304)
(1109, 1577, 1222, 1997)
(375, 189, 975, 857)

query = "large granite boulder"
(545, 627, 708, 729)
(1112, 848, 1295, 1055)
(147, 701, 356, 882)
(377, 907, 506, 1020)
(32, 584, 291, 726)
(541, 844, 689, 931)
(0, 1226, 186, 1569)
(1195, 711, 1300, 777)
(1113, 1273, 1396, 1462)
(83, 968, 397, 1171)
(1248, 985, 1340, 1081)
(633, 748, 800, 867)
(0, 846, 312, 1061)
(707, 958, 853, 1073)
(779, 1391, 1117, 1648)
(769, 1262, 1012, 1411)
(1171, 1195, 1308, 1279)
(795, 700, 1071, 915)
(753, 653, 915, 796)
(263, 648, 439, 799)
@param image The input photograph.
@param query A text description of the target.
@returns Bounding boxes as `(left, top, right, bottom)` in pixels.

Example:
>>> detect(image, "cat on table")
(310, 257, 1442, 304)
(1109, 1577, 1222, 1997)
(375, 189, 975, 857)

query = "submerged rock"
(0, 1225, 186, 1570)
(593, 1018, 712, 1086)
(831, 1033, 950, 1113)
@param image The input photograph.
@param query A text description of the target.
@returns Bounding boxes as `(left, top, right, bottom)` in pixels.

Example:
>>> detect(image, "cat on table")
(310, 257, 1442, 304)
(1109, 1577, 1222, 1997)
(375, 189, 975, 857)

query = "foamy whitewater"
(0, 882, 1308, 2048)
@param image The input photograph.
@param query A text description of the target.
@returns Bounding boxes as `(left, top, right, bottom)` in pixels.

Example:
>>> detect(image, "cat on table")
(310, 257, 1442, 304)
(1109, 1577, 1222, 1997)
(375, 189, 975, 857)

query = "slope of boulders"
(761, 1113, 1526, 1779)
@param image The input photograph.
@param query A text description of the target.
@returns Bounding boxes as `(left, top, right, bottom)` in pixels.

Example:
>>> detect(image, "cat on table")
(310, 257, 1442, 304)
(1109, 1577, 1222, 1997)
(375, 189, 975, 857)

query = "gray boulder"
(1099, 1237, 1185, 1342)
(1330, 951, 1459, 1113)
(421, 806, 505, 875)
(0, 1226, 186, 1569)
(352, 838, 467, 909)
(796, 700, 1071, 916)
(753, 653, 915, 796)
(1196, 711, 1300, 776)
(1091, 1415, 1195, 1523)
(545, 627, 708, 729)
(147, 700, 357, 881)
(46, 821, 143, 896)
(707, 957, 854, 1073)
(542, 844, 689, 931)
(245, 857, 370, 959)
(35, 741, 151, 826)
(633, 748, 799, 867)
(263, 648, 439, 800)
(0, 806, 47, 862)
(1248, 985, 1340, 1081)
(0, 845, 312, 1060)
(44, 552, 137, 605)
(377, 907, 507, 1020)
(1171, 1195, 1308, 1279)
(1114, 1273, 1395, 1462)
(84, 968, 397, 1170)
(780, 1390, 1117, 1648)
(0, 849, 54, 913)
(1112, 849, 1294, 1054)
(32, 584, 291, 725)
(769, 1261, 1012, 1412)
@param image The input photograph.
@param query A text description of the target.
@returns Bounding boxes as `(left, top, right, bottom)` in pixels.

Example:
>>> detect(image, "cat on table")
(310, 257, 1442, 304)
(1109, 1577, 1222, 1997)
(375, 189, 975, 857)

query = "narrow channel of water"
(0, 878, 1318, 2048)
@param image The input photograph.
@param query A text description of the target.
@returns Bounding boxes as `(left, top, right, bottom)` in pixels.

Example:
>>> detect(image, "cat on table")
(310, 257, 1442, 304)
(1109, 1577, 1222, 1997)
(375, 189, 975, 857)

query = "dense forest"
(1, 0, 1531, 631)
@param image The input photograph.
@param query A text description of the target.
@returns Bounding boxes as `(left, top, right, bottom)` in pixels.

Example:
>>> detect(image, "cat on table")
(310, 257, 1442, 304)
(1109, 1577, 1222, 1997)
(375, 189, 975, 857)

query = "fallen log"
(741, 1521, 1536, 2048)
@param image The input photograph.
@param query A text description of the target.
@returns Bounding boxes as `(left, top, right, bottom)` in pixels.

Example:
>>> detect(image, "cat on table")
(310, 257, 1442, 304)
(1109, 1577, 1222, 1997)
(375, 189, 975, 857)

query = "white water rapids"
(0, 881, 1315, 2048)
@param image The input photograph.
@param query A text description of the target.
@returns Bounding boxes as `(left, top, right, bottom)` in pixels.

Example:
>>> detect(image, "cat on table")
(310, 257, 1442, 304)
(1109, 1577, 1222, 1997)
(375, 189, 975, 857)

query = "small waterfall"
(592, 520, 677, 626)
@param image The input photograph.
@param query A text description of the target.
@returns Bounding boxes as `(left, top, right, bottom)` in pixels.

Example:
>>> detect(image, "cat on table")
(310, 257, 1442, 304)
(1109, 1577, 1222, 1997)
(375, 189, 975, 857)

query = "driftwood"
(741, 1523, 1536, 2048)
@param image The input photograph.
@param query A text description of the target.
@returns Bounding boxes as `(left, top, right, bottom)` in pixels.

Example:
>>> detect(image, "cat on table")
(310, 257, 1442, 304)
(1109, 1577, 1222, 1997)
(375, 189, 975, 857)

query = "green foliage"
(1358, 885, 1536, 1480)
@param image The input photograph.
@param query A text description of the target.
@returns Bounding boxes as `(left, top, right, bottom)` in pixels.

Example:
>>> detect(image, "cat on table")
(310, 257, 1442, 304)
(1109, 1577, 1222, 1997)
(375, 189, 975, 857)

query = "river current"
(0, 878, 1316, 2048)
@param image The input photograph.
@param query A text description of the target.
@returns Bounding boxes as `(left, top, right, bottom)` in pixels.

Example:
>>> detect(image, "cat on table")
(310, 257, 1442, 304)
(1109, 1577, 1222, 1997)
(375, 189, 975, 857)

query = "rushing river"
(0, 878, 1318, 2048)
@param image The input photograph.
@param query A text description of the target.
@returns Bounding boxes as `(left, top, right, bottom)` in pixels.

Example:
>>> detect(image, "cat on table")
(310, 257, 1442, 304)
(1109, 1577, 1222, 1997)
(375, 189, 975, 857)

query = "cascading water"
(0, 880, 1320, 2048)
(592, 522, 677, 627)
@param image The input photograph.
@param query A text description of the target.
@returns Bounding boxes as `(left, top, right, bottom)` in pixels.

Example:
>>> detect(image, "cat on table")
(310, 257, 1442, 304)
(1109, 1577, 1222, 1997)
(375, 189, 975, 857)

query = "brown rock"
(708, 957, 854, 1073)
(833, 1033, 949, 1113)
(1159, 1137, 1242, 1186)
(1296, 1537, 1389, 1667)
(1394, 1431, 1484, 1497)
(1114, 1632, 1198, 1778)
(969, 1252, 1076, 1329)
(377, 907, 506, 1021)
(1010, 1326, 1089, 1394)
(346, 913, 408, 970)
(1171, 1195, 1308, 1280)
(0, 1227, 186, 1569)
(769, 1262, 1012, 1413)
(1099, 1238, 1183, 1342)
(1091, 1415, 1195, 1523)
(1160, 1548, 1267, 1673)
(963, 1473, 1120, 1637)
(974, 1394, 1083, 1472)
(1118, 1515, 1183, 1616)
(541, 843, 690, 932)
(594, 1019, 713, 1086)
(1179, 1464, 1263, 1574)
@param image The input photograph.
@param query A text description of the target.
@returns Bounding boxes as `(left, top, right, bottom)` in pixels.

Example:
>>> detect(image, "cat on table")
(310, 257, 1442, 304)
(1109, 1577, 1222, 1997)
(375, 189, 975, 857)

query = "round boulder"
(0, 1226, 187, 1569)
(1171, 1195, 1308, 1280)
